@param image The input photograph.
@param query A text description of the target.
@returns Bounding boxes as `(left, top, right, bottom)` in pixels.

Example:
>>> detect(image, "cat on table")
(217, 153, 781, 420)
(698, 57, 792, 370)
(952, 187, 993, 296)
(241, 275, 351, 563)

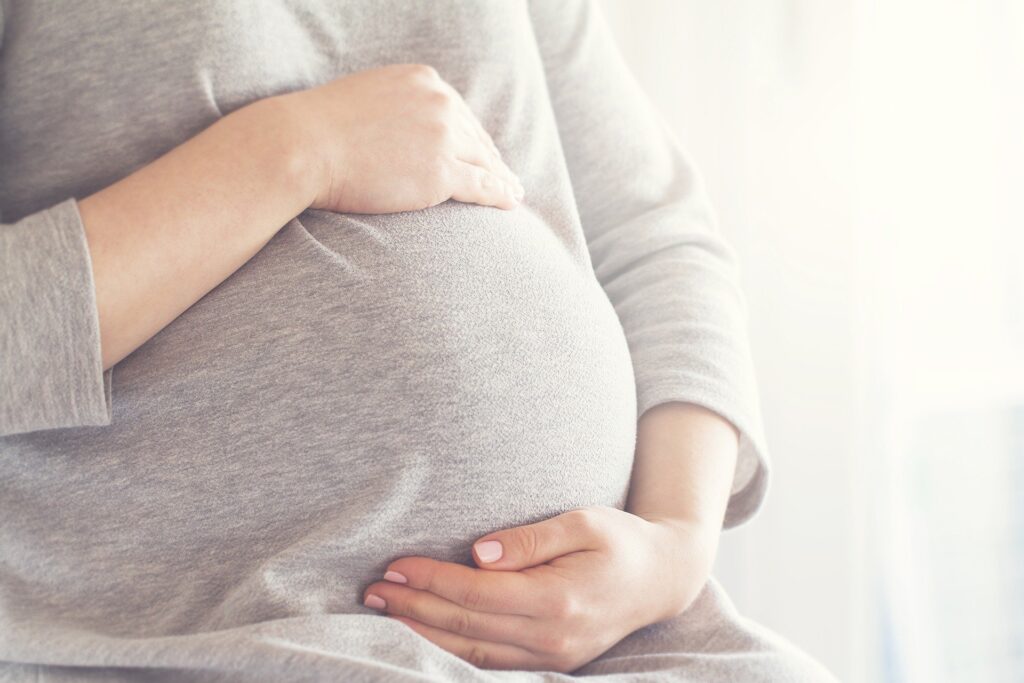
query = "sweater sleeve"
(527, 0, 768, 528)
(0, 198, 113, 436)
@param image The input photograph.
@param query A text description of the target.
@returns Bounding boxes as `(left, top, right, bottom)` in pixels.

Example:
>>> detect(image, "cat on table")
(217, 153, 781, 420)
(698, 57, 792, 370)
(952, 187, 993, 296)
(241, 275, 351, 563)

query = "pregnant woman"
(0, 1, 836, 681)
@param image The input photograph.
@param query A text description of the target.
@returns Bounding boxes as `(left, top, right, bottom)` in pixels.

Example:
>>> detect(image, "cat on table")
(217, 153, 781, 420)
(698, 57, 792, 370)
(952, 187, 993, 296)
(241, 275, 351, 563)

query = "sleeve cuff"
(0, 197, 113, 436)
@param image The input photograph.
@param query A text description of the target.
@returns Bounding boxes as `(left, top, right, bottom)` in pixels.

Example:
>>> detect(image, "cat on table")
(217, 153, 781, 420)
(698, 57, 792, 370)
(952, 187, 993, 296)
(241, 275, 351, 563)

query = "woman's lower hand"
(361, 505, 720, 673)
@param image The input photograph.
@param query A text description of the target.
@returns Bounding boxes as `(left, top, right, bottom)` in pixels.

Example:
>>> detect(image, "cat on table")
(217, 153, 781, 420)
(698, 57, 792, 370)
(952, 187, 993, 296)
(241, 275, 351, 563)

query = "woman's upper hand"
(361, 506, 720, 673)
(72, 62, 523, 373)
(277, 63, 524, 214)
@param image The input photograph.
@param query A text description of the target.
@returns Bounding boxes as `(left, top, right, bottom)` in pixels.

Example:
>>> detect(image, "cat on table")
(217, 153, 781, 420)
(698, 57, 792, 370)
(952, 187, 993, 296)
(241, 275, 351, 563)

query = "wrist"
(639, 511, 708, 530)
(643, 515, 721, 619)
(632, 507, 727, 535)
(234, 93, 322, 212)
(641, 513, 722, 554)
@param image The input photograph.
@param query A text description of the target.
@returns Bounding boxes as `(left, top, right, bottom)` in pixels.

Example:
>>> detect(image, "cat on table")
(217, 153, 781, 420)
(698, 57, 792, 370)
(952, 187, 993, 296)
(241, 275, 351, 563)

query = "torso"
(0, 0, 637, 637)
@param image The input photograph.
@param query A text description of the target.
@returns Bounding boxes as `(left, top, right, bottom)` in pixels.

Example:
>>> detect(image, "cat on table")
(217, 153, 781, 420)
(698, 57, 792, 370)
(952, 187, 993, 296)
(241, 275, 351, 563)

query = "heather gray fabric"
(0, 579, 837, 683)
(0, 0, 832, 680)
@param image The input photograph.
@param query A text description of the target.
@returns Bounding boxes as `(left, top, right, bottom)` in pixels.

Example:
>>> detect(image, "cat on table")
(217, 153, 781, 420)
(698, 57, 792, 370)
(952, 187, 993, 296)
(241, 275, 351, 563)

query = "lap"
(570, 577, 839, 682)
(2, 579, 838, 682)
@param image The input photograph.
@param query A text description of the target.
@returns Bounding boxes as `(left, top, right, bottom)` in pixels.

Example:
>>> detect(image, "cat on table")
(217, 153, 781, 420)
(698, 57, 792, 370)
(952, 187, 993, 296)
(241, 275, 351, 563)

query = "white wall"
(598, 2, 866, 680)
(601, 3, 1024, 682)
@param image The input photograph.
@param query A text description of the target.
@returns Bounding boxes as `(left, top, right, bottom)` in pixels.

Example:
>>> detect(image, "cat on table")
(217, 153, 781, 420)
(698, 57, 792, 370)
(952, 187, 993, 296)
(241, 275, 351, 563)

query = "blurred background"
(599, 1, 1024, 681)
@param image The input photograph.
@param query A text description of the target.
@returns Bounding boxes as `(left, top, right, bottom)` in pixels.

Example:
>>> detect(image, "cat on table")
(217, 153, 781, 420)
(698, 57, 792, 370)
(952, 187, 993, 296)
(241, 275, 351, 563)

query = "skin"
(80, 64, 522, 370)
(363, 401, 739, 673)
(76, 63, 738, 672)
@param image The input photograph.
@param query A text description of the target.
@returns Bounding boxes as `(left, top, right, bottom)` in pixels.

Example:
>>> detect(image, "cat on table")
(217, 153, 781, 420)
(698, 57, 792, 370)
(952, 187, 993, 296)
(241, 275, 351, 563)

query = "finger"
(437, 80, 523, 195)
(450, 124, 504, 178)
(384, 556, 542, 615)
(437, 79, 506, 160)
(448, 159, 520, 210)
(363, 581, 539, 649)
(450, 123, 523, 198)
(460, 115, 517, 188)
(462, 103, 503, 160)
(388, 615, 545, 671)
(472, 507, 606, 571)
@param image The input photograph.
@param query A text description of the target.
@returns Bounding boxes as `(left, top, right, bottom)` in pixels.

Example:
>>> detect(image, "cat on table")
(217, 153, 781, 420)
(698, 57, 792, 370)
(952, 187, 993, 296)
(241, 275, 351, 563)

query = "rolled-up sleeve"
(1, 198, 113, 436)
(527, 0, 768, 527)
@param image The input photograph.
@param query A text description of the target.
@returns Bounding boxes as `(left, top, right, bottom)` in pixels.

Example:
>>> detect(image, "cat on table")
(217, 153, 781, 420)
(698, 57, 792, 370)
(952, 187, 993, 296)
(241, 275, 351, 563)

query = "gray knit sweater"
(0, 1, 774, 680)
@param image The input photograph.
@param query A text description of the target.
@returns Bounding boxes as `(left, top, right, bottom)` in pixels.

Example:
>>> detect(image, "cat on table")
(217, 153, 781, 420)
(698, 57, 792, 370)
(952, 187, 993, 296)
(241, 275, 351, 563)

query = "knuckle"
(476, 171, 496, 191)
(567, 507, 604, 541)
(404, 590, 432, 617)
(510, 526, 539, 563)
(445, 609, 474, 636)
(424, 117, 454, 144)
(465, 643, 489, 669)
(406, 63, 440, 82)
(423, 88, 451, 110)
(535, 630, 572, 657)
(421, 115, 450, 140)
(459, 583, 486, 610)
(547, 592, 580, 621)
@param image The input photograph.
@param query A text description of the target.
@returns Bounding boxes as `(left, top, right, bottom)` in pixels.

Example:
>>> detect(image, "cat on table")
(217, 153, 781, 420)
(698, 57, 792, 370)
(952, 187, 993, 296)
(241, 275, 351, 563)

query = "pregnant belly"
(0, 201, 638, 636)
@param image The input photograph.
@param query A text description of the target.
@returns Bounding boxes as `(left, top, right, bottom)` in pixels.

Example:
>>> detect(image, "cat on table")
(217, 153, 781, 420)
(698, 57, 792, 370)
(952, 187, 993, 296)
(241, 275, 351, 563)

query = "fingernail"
(474, 540, 503, 563)
(383, 570, 407, 584)
(364, 593, 386, 610)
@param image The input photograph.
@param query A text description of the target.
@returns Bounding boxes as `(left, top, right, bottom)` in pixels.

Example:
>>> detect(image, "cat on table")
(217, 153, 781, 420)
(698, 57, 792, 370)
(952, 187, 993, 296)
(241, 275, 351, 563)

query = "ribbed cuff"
(0, 197, 113, 436)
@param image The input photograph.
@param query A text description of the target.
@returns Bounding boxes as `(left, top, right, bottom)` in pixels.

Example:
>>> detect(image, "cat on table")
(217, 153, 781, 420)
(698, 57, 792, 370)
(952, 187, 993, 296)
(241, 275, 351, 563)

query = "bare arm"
(79, 64, 523, 370)
(80, 99, 312, 369)
(626, 401, 739, 530)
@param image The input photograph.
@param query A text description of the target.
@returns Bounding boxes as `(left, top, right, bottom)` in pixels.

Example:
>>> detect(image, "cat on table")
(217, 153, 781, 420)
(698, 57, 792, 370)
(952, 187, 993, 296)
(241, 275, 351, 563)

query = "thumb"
(471, 508, 603, 570)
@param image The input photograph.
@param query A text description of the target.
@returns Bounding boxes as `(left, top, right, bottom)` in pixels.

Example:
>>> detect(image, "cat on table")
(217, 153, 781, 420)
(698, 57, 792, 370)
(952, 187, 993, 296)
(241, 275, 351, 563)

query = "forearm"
(626, 401, 739, 530)
(79, 96, 315, 370)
